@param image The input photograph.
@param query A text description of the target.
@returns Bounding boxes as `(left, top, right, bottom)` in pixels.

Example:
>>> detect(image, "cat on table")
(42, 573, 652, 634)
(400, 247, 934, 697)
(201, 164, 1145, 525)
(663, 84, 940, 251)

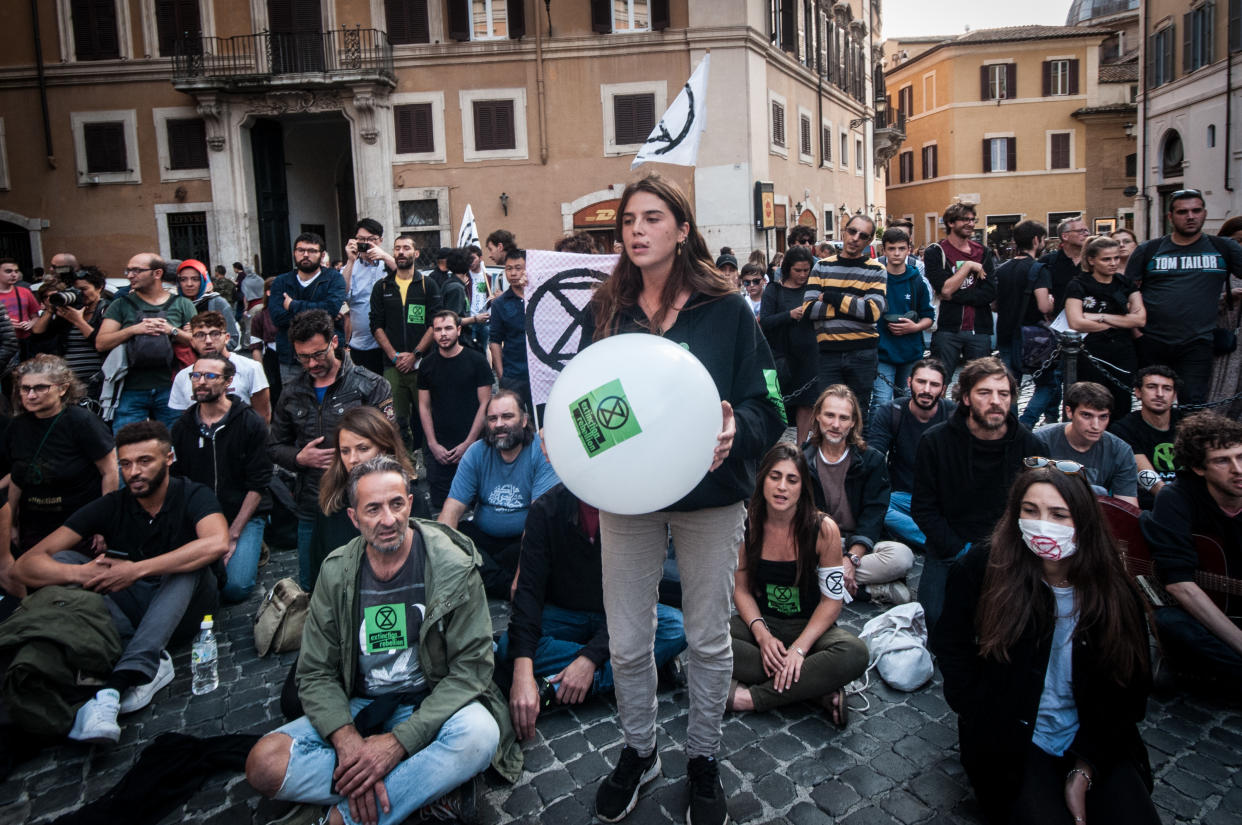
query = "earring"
(676, 240, 684, 256)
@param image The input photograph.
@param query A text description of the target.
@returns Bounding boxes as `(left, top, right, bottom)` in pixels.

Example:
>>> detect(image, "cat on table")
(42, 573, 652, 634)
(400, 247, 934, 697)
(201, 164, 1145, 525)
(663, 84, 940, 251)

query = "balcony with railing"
(172, 27, 395, 93)
(873, 108, 907, 164)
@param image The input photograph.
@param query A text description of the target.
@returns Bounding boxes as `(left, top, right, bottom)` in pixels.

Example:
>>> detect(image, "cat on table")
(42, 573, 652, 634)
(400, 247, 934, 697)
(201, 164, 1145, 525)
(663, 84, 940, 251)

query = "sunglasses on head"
(1170, 189, 1203, 200)
(1023, 456, 1085, 476)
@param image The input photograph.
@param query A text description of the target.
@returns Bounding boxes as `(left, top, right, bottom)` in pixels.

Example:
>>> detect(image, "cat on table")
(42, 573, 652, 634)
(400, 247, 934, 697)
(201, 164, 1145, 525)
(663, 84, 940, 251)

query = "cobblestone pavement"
(2, 541, 1239, 825)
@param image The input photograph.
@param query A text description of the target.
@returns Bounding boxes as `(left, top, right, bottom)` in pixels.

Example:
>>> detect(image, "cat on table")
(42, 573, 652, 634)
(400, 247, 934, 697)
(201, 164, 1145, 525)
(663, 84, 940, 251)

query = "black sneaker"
(595, 745, 661, 822)
(686, 755, 729, 825)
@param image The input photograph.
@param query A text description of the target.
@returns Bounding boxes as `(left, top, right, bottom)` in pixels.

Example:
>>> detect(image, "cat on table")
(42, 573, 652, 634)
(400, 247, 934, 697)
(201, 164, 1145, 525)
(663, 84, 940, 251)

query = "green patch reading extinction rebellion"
(571, 378, 643, 458)
(363, 603, 408, 653)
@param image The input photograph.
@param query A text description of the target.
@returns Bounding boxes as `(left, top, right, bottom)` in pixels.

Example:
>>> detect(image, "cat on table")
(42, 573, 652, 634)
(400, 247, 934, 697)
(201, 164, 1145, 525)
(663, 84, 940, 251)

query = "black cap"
(715, 253, 739, 270)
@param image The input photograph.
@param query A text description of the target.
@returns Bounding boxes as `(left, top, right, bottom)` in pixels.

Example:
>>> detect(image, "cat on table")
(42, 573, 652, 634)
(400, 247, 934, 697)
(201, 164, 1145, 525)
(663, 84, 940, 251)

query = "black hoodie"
(582, 291, 786, 511)
(911, 406, 1040, 559)
(171, 395, 272, 522)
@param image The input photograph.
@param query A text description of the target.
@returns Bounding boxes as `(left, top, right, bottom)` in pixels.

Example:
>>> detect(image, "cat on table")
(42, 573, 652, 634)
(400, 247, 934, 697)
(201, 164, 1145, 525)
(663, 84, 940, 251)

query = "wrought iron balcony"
(172, 27, 395, 92)
(873, 108, 907, 164)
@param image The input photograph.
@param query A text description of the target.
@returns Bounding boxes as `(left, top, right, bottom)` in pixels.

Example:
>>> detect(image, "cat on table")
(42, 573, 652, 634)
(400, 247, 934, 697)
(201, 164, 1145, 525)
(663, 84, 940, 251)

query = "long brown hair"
(743, 443, 822, 594)
(808, 385, 866, 452)
(318, 407, 414, 513)
(976, 466, 1150, 685)
(590, 173, 735, 339)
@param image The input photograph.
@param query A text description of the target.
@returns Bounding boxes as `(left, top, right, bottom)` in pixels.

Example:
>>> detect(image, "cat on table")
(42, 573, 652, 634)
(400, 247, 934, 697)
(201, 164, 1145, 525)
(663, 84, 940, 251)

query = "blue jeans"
(496, 603, 686, 694)
(222, 517, 266, 603)
(873, 360, 915, 412)
(297, 519, 314, 590)
(273, 699, 498, 825)
(113, 387, 180, 433)
(884, 491, 926, 548)
(1020, 366, 1062, 429)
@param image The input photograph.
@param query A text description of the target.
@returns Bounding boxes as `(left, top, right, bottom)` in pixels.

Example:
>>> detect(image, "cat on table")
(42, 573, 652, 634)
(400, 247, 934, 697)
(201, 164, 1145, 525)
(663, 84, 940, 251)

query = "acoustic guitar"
(1099, 496, 1242, 620)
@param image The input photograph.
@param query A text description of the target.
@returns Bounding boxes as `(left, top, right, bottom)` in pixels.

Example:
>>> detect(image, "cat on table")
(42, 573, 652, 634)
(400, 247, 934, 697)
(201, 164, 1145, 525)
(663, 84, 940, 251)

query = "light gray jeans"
(600, 502, 745, 759)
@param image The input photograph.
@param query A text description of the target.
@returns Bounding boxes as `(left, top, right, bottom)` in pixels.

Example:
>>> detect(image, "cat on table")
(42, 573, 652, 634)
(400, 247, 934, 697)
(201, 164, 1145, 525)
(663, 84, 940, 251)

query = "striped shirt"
(802, 255, 888, 351)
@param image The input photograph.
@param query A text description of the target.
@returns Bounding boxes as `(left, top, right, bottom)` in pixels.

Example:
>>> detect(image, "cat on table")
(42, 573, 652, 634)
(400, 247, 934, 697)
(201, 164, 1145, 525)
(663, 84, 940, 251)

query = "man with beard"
(168, 311, 271, 422)
(170, 354, 271, 603)
(268, 233, 347, 386)
(1125, 189, 1242, 404)
(438, 391, 559, 600)
(245, 456, 522, 824)
(866, 358, 956, 549)
(15, 421, 229, 743)
(371, 234, 442, 460)
(911, 357, 1041, 630)
(924, 202, 997, 375)
(489, 250, 533, 416)
(270, 310, 394, 589)
(418, 311, 492, 511)
(1110, 365, 1183, 510)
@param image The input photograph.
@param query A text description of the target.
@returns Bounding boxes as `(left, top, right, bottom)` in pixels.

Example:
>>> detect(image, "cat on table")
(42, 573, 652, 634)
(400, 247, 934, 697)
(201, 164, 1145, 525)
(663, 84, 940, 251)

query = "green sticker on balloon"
(570, 378, 643, 458)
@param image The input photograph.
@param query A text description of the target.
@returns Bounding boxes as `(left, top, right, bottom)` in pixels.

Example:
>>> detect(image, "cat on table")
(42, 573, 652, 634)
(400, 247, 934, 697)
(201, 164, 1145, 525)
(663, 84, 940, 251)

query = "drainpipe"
(30, 0, 55, 168)
(816, 3, 824, 169)
(534, 1, 549, 165)
(1226, 49, 1233, 192)
(1138, 0, 1152, 236)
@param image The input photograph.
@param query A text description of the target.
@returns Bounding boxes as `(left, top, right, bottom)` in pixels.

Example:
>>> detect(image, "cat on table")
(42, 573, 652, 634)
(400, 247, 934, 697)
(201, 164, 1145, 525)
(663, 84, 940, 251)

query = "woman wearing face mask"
(931, 460, 1159, 825)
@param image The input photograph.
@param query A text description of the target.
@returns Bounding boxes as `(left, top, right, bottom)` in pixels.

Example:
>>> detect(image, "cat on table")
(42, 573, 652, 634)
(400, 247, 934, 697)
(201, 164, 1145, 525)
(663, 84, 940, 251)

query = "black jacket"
(171, 396, 272, 523)
(802, 443, 889, 552)
(1143, 473, 1242, 590)
(508, 484, 609, 665)
(931, 544, 1152, 824)
(912, 407, 1041, 559)
(582, 291, 786, 511)
(369, 271, 442, 355)
(865, 396, 956, 491)
(268, 356, 395, 519)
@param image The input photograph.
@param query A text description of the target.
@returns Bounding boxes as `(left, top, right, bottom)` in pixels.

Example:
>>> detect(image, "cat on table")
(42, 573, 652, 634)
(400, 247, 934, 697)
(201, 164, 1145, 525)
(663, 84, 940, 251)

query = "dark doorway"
(0, 222, 33, 275)
(268, 0, 324, 73)
(168, 212, 210, 266)
(251, 118, 291, 276)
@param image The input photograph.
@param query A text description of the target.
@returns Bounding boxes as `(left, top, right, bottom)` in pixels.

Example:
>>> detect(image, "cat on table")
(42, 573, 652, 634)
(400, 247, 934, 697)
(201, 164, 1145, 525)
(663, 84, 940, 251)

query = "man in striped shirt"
(802, 215, 888, 419)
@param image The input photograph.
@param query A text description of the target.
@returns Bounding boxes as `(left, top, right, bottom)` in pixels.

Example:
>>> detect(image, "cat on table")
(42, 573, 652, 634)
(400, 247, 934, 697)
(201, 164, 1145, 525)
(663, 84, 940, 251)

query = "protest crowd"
(0, 180, 1241, 825)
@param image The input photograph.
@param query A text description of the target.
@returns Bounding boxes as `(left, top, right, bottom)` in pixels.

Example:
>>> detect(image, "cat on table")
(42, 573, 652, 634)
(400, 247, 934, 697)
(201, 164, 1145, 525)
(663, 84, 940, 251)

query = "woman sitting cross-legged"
(727, 442, 868, 725)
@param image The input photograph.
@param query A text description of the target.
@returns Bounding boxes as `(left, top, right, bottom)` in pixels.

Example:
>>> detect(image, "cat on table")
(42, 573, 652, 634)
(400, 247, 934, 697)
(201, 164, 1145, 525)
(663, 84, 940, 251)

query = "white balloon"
(543, 333, 721, 515)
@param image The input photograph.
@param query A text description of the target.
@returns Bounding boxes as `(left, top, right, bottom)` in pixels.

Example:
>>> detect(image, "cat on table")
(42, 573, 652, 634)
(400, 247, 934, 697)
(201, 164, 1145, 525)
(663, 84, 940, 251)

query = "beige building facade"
(883, 18, 1137, 252)
(0, 0, 900, 277)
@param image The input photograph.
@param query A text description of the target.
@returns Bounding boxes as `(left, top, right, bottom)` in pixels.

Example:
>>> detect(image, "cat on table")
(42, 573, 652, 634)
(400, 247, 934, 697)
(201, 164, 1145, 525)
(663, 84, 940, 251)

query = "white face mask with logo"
(1017, 519, 1078, 561)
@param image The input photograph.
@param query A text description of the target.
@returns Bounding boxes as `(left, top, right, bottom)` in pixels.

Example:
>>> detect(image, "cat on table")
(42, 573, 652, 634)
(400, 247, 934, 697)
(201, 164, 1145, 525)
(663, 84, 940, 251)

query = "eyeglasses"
(844, 227, 874, 239)
(191, 330, 225, 341)
(1063, 227, 1089, 235)
(123, 266, 156, 276)
(1023, 456, 1085, 476)
(294, 346, 333, 364)
(189, 371, 225, 382)
(18, 383, 57, 395)
(355, 235, 380, 243)
(294, 246, 321, 256)
(742, 278, 764, 286)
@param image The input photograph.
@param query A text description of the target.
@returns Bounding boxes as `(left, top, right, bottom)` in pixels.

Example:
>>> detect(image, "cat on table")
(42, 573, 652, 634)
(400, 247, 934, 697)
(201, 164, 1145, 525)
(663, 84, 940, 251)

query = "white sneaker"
(867, 580, 912, 606)
(68, 688, 121, 744)
(119, 650, 175, 714)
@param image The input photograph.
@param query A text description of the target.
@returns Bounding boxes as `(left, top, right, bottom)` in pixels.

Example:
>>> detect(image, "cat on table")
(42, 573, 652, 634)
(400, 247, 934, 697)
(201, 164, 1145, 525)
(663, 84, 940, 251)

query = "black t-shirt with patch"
(355, 530, 427, 698)
(7, 406, 114, 543)
(1109, 410, 1181, 509)
(417, 346, 493, 447)
(64, 476, 222, 562)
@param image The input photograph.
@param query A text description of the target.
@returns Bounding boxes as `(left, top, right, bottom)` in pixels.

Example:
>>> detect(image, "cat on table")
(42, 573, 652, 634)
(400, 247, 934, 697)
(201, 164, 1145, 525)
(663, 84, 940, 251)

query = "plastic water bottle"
(191, 614, 219, 696)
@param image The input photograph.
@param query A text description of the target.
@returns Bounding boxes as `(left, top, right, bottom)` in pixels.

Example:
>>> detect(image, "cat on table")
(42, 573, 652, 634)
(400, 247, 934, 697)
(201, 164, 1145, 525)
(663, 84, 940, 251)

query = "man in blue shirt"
(268, 233, 347, 386)
(438, 390, 559, 599)
(489, 249, 532, 416)
(873, 227, 935, 411)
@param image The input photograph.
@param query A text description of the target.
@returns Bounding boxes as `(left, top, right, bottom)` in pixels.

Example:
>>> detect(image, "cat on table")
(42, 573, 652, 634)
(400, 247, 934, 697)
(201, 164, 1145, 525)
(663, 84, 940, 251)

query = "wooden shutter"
(83, 122, 128, 172)
(1165, 25, 1176, 80)
(800, 115, 811, 156)
(446, 0, 470, 41)
(507, 0, 525, 39)
(614, 93, 654, 145)
(167, 118, 208, 169)
(474, 100, 515, 151)
(590, 0, 611, 33)
(1006, 137, 1017, 172)
(771, 101, 785, 147)
(1185, 13, 1194, 72)
(1068, 59, 1079, 94)
(156, 0, 202, 56)
(780, 0, 796, 53)
(394, 103, 433, 153)
(651, 0, 670, 31)
(982, 139, 992, 173)
(931, 146, 938, 178)
(1005, 64, 1016, 98)
(1042, 60, 1052, 96)
(822, 125, 832, 163)
(1051, 133, 1070, 169)
(980, 65, 991, 100)
(1231, 0, 1241, 52)
(72, 0, 121, 60)
(385, 0, 430, 45)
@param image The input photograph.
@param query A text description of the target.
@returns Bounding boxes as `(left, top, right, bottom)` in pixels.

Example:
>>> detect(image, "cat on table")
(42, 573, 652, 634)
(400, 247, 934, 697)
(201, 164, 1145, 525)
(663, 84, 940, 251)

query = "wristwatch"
(847, 553, 861, 567)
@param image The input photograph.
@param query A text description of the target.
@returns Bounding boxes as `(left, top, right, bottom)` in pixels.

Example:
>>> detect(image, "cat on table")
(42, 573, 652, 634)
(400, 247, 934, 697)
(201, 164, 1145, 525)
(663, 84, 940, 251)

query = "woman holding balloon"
(581, 174, 785, 825)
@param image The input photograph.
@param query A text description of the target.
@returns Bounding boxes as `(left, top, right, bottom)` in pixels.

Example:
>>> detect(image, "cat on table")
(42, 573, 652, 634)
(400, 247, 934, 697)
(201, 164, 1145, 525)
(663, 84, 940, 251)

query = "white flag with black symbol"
(457, 204, 479, 249)
(631, 54, 710, 171)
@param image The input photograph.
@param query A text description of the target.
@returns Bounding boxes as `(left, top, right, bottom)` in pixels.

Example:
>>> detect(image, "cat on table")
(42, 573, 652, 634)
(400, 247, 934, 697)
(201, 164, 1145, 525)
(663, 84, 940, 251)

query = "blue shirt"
(1032, 584, 1080, 756)
(876, 266, 934, 366)
(447, 434, 560, 537)
(346, 260, 388, 351)
(488, 289, 528, 380)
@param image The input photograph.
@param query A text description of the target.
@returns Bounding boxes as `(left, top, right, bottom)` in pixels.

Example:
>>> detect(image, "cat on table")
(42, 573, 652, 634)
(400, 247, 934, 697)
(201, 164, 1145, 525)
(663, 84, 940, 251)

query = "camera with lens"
(356, 241, 372, 255)
(47, 288, 84, 309)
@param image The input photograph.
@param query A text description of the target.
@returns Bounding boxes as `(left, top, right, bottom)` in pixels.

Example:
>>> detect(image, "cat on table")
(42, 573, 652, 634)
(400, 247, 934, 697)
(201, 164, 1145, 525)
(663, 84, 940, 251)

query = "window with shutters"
(1186, 3, 1215, 72)
(395, 104, 434, 154)
(798, 111, 813, 163)
(769, 92, 787, 156)
(983, 64, 1009, 100)
(397, 188, 450, 269)
(593, 0, 666, 34)
(72, 109, 140, 185)
(898, 150, 913, 184)
(459, 88, 527, 161)
(983, 137, 1016, 173)
(385, 0, 429, 45)
(897, 86, 913, 116)
(840, 131, 849, 170)
(855, 136, 863, 174)
(821, 120, 833, 166)
(68, 0, 123, 60)
(921, 144, 938, 180)
(614, 0, 650, 32)
(1150, 26, 1176, 87)
(470, 0, 508, 39)
(167, 212, 209, 263)
(602, 82, 665, 156)
(771, 102, 786, 148)
(154, 106, 209, 181)
(155, 0, 202, 57)
(1044, 59, 1078, 95)
(1232, 0, 1242, 52)
(1049, 132, 1072, 170)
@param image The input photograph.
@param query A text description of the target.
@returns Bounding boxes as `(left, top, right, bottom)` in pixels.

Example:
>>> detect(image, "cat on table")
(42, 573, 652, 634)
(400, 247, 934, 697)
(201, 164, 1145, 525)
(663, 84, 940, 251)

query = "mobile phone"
(104, 549, 130, 560)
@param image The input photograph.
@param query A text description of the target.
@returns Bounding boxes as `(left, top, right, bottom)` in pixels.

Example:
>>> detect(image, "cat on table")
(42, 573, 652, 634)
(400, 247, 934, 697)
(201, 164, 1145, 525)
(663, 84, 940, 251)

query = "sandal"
(824, 687, 849, 730)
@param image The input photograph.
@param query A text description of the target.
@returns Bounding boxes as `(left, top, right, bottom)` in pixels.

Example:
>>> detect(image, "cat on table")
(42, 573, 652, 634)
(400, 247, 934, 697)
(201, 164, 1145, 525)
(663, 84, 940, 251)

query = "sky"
(882, 0, 1076, 40)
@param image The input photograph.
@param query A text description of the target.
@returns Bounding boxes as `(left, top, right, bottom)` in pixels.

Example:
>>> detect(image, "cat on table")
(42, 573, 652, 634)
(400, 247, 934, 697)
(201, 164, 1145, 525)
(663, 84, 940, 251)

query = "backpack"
(1014, 259, 1056, 371)
(122, 293, 176, 371)
(857, 602, 934, 692)
(253, 578, 309, 656)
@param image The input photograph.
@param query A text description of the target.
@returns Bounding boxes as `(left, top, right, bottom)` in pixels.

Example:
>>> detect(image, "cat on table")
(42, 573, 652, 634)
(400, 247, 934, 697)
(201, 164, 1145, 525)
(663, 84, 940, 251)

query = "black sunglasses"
(742, 278, 764, 286)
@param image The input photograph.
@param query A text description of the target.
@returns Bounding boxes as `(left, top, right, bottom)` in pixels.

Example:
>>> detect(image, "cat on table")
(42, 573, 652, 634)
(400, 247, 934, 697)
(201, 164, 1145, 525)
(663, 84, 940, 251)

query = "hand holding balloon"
(710, 401, 735, 472)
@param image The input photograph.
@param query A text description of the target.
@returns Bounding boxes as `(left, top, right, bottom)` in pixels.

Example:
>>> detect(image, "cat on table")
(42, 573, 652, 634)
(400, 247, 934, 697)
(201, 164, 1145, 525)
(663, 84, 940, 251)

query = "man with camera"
(342, 219, 395, 376)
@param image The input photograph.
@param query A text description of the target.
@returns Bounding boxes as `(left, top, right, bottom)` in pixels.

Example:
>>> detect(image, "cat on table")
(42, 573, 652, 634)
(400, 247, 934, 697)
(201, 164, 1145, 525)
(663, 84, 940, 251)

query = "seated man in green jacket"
(245, 455, 521, 825)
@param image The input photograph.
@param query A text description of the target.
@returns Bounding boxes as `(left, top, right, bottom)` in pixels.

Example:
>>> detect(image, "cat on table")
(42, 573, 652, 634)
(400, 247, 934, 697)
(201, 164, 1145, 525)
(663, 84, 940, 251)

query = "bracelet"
(794, 646, 806, 657)
(748, 616, 768, 633)
(1066, 767, 1093, 791)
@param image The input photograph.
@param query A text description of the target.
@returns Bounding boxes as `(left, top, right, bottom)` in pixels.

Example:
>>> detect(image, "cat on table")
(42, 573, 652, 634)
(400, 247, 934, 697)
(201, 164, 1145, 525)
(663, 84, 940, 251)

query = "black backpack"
(122, 293, 176, 371)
